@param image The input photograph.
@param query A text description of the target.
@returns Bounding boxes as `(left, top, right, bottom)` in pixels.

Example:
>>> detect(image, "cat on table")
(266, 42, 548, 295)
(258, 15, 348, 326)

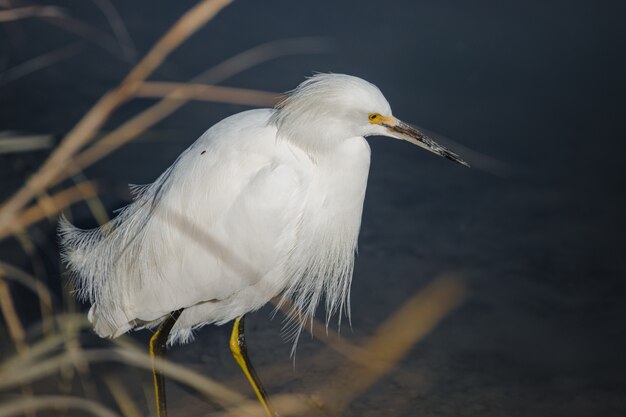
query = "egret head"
(271, 73, 468, 166)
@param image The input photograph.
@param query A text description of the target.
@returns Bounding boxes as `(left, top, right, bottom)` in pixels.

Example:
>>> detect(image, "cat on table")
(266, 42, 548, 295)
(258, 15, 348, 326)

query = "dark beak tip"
(444, 153, 470, 168)
(390, 120, 471, 168)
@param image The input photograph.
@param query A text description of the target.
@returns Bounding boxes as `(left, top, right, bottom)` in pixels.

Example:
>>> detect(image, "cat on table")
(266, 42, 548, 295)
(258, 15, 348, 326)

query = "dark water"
(1, 1, 625, 416)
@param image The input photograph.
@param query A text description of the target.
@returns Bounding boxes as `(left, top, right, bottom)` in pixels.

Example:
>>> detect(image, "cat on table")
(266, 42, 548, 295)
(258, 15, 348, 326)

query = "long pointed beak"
(382, 118, 470, 167)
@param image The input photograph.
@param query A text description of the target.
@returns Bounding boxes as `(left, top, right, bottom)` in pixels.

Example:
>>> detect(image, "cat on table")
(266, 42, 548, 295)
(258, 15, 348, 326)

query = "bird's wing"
(61, 109, 310, 335)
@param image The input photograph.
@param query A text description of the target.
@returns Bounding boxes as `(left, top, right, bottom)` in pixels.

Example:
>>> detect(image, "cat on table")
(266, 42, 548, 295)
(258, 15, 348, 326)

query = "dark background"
(1, 1, 625, 416)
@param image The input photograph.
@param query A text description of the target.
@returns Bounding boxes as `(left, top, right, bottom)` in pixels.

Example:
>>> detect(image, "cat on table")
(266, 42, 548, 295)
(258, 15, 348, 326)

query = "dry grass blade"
(11, 231, 56, 339)
(0, 41, 84, 87)
(0, 132, 55, 154)
(0, 269, 36, 415)
(0, 348, 246, 408)
(0, 6, 64, 22)
(212, 393, 314, 417)
(111, 347, 245, 406)
(449, 141, 512, 177)
(154, 206, 259, 280)
(38, 15, 132, 63)
(135, 82, 281, 106)
(417, 126, 512, 177)
(192, 37, 332, 85)
(321, 275, 465, 412)
(0, 1, 134, 62)
(0, 181, 99, 240)
(102, 374, 142, 417)
(0, 0, 232, 237)
(0, 395, 121, 417)
(272, 296, 365, 360)
(0, 260, 54, 316)
(120, 0, 232, 88)
(61, 102, 176, 179)
(92, 0, 137, 62)
(69, 171, 110, 226)
(1, 333, 65, 371)
(0, 274, 27, 353)
(1, 313, 88, 371)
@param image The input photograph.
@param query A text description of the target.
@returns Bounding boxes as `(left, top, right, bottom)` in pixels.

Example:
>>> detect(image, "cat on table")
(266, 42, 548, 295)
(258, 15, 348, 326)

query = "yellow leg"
(230, 316, 276, 417)
(149, 309, 183, 417)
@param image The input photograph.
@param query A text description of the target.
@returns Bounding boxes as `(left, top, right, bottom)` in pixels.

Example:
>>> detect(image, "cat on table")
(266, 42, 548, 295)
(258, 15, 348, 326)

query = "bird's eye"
(368, 113, 380, 122)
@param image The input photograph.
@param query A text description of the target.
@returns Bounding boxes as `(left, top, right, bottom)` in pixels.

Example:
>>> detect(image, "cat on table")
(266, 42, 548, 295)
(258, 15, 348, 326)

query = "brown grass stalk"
(68, 171, 111, 226)
(212, 393, 314, 417)
(0, 0, 136, 62)
(0, 348, 246, 408)
(0, 41, 84, 87)
(37, 15, 132, 63)
(0, 0, 232, 237)
(321, 275, 465, 412)
(0, 395, 121, 417)
(0, 274, 27, 353)
(0, 261, 54, 321)
(1, 333, 65, 371)
(120, 0, 232, 88)
(134, 82, 281, 106)
(102, 375, 142, 417)
(188, 37, 331, 85)
(92, 0, 138, 62)
(1, 314, 87, 372)
(0, 6, 63, 22)
(0, 181, 99, 240)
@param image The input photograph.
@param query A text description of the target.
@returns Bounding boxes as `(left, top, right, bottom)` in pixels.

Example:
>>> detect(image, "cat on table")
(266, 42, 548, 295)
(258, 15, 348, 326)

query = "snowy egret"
(59, 73, 468, 417)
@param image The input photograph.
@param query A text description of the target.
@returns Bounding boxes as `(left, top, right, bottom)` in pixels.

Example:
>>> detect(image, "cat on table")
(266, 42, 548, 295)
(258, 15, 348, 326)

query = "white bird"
(59, 73, 468, 417)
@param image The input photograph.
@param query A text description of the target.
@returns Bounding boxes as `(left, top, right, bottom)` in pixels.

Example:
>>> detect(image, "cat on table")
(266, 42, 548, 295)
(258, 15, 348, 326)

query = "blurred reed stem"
(0, 0, 233, 237)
